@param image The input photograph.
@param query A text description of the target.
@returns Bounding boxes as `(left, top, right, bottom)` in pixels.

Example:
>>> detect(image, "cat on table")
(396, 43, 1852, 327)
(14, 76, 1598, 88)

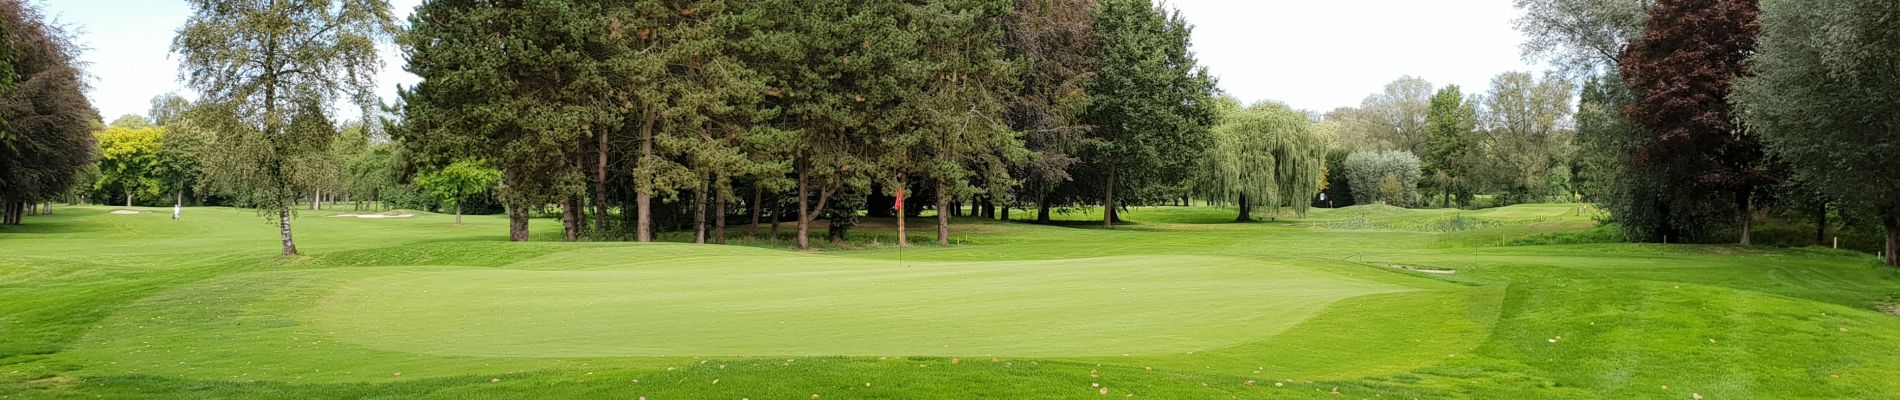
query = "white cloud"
(1165, 0, 1539, 111)
(42, 0, 423, 120)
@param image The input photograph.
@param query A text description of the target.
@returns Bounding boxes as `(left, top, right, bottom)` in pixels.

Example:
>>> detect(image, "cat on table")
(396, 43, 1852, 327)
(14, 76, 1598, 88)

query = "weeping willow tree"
(1196, 98, 1329, 222)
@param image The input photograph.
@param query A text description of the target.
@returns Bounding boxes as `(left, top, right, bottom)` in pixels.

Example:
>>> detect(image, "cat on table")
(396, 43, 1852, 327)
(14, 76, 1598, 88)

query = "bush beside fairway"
(1, 205, 1897, 399)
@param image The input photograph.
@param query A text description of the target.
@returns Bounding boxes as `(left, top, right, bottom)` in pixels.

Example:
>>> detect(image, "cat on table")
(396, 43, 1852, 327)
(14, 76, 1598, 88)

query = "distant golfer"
(172, 202, 181, 221)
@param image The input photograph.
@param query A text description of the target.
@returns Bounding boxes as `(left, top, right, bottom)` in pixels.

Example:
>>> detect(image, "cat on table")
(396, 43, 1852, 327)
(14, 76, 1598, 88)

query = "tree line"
(390, 0, 1236, 251)
(5, 0, 1894, 265)
(1520, 0, 1899, 265)
(1317, 72, 1577, 209)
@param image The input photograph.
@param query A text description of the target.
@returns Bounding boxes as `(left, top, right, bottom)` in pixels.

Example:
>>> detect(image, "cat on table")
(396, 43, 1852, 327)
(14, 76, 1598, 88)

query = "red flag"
(893, 186, 904, 211)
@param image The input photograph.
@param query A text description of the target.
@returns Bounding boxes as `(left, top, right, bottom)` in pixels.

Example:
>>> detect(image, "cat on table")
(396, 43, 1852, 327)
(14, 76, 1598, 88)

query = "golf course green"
(3, 204, 1898, 399)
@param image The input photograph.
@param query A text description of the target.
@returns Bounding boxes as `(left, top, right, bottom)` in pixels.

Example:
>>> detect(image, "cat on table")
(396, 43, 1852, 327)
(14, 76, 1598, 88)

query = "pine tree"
(401, 0, 603, 241)
(1081, 0, 1216, 228)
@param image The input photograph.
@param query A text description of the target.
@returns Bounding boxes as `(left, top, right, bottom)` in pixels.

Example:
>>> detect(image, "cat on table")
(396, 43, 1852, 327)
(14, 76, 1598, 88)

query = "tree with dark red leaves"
(0, 0, 95, 226)
(1619, 0, 1772, 245)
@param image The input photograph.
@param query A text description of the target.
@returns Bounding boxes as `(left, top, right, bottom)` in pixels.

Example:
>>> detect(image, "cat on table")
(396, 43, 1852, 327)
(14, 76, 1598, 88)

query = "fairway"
(7, 205, 1900, 399)
(10, 0, 1900, 397)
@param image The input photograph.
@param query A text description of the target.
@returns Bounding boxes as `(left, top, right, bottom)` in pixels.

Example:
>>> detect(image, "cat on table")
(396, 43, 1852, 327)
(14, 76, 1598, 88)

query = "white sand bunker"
(109, 210, 145, 215)
(332, 212, 417, 219)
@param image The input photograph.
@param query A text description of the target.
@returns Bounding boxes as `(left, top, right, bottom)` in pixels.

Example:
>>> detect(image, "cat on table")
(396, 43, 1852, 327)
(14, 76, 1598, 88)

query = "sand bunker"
(1388, 264, 1456, 275)
(332, 213, 416, 219)
(109, 210, 144, 215)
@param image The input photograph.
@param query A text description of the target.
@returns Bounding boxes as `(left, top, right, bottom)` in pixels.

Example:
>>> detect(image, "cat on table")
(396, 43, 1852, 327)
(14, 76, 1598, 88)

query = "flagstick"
(895, 185, 905, 268)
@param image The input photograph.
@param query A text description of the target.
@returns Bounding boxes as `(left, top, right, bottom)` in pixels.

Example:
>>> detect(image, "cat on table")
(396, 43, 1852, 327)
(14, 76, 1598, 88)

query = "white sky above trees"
(45, 0, 1534, 120)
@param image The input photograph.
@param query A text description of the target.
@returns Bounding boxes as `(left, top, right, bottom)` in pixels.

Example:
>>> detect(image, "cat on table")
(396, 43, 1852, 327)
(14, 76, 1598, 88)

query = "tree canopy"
(1196, 97, 1327, 222)
(174, 0, 397, 255)
(1734, 0, 1900, 265)
(1082, 0, 1217, 228)
(416, 158, 500, 225)
(93, 119, 167, 207)
(1620, 0, 1767, 244)
(0, 0, 94, 225)
(1343, 150, 1422, 206)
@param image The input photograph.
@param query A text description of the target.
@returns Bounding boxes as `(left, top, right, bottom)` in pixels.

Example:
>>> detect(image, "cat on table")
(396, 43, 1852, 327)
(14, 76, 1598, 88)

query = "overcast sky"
(41, 0, 1537, 120)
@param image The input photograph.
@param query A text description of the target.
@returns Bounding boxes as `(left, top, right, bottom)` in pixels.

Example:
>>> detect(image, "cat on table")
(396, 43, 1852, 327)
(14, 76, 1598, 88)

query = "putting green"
(305, 248, 1410, 358)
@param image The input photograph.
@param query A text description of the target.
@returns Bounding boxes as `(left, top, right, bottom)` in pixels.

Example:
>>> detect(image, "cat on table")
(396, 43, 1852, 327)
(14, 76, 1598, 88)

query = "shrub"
(1343, 150, 1421, 206)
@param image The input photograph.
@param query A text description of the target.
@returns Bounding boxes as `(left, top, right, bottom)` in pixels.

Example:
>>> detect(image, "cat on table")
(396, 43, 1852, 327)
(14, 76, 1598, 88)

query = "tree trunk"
(42, 201, 52, 216)
(1235, 193, 1252, 222)
(937, 178, 951, 245)
(770, 202, 781, 241)
(1815, 201, 1828, 247)
(635, 107, 656, 242)
(455, 202, 464, 225)
(1738, 191, 1753, 246)
(750, 181, 764, 240)
(595, 125, 609, 234)
(796, 159, 812, 250)
(569, 196, 583, 241)
(713, 176, 727, 245)
(1000, 204, 1009, 221)
(694, 172, 710, 245)
(1037, 194, 1052, 224)
(560, 198, 577, 242)
(1885, 214, 1898, 267)
(126, 189, 134, 207)
(1104, 166, 1117, 228)
(507, 205, 530, 242)
(278, 208, 299, 256)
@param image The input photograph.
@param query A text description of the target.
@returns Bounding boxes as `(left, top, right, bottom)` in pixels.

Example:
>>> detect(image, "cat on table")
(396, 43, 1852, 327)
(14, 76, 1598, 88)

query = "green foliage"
(379, 183, 437, 211)
(174, 0, 397, 254)
(1576, 72, 1718, 242)
(152, 118, 207, 204)
(1337, 76, 1434, 154)
(415, 159, 500, 214)
(1003, 0, 1097, 217)
(0, 16, 13, 90)
(1343, 150, 1422, 206)
(1080, 0, 1217, 224)
(338, 122, 402, 207)
(1423, 85, 1480, 207)
(1735, 0, 1900, 264)
(91, 121, 167, 205)
(908, 0, 1026, 210)
(1512, 0, 1652, 77)
(401, 0, 610, 239)
(1478, 72, 1575, 204)
(1196, 97, 1328, 219)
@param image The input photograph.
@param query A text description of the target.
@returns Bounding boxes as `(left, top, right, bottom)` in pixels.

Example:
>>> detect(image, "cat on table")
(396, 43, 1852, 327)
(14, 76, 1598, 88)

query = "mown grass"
(1, 203, 1897, 399)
